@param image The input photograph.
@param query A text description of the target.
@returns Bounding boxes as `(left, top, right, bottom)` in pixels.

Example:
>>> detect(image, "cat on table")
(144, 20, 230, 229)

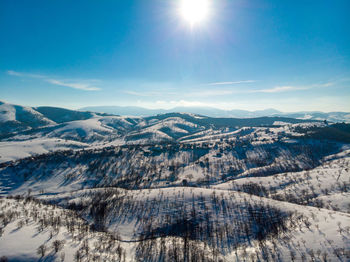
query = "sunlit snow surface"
(0, 102, 350, 261)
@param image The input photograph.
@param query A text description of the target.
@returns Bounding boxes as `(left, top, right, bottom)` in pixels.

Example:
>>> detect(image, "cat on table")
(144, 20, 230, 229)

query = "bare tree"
(52, 240, 64, 253)
(37, 244, 46, 258)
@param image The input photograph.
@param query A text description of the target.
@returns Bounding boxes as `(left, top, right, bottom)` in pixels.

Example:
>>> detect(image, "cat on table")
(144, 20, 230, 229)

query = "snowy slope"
(0, 197, 133, 261)
(0, 101, 54, 125)
(0, 101, 55, 137)
(214, 150, 350, 213)
(39, 186, 350, 261)
(0, 138, 87, 163)
(1, 103, 350, 261)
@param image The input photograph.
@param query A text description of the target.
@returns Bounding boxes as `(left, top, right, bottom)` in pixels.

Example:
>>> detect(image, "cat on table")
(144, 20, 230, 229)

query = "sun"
(179, 0, 210, 26)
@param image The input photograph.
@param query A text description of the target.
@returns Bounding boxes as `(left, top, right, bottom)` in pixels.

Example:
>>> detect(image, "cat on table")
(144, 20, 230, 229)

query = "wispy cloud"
(206, 80, 256, 86)
(256, 82, 334, 93)
(7, 70, 101, 91)
(46, 79, 101, 91)
(125, 81, 335, 98)
(204, 80, 333, 94)
(125, 89, 237, 98)
(257, 86, 307, 93)
(6, 70, 44, 78)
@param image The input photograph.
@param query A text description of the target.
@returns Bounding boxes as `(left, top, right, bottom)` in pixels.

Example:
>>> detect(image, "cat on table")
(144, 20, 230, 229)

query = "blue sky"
(0, 0, 349, 112)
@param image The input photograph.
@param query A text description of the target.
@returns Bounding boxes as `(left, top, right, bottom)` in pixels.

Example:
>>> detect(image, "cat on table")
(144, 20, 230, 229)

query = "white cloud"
(46, 79, 100, 91)
(206, 80, 256, 85)
(255, 82, 334, 93)
(6, 70, 23, 76)
(6, 70, 44, 78)
(257, 86, 307, 93)
(125, 81, 335, 99)
(7, 70, 101, 91)
(188, 81, 334, 96)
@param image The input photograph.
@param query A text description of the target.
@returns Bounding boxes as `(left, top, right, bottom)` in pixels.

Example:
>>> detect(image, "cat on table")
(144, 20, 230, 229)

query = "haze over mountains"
(81, 105, 350, 123)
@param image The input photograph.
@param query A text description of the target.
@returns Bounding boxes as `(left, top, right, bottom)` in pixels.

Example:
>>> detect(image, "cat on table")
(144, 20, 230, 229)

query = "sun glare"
(179, 0, 210, 26)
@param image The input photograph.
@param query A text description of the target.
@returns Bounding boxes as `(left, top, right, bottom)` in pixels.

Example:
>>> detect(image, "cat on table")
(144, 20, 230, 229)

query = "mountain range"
(1, 100, 350, 261)
(81, 105, 350, 122)
(0, 100, 321, 140)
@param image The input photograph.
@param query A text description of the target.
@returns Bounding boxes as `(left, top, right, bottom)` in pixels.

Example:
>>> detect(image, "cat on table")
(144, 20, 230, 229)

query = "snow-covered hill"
(0, 102, 326, 163)
(0, 101, 55, 137)
(0, 197, 132, 261)
(1, 185, 349, 261)
(1, 102, 350, 261)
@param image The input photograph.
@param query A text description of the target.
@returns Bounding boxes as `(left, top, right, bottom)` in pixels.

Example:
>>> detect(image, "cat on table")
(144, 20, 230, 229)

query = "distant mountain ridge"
(1, 100, 348, 142)
(80, 105, 350, 123)
(0, 101, 321, 143)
